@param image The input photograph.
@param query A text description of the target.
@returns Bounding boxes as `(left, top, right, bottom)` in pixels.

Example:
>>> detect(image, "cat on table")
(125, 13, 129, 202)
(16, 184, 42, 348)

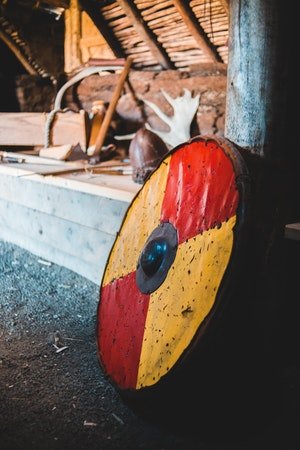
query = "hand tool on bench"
(0, 150, 67, 165)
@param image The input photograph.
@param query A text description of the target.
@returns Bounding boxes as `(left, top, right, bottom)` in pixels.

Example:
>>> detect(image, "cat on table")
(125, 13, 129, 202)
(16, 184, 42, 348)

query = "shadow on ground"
(0, 241, 299, 450)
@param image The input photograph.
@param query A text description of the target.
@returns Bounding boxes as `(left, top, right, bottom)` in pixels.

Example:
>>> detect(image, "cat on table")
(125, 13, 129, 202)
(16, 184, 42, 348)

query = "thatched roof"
(0, 0, 229, 77)
(82, 0, 229, 70)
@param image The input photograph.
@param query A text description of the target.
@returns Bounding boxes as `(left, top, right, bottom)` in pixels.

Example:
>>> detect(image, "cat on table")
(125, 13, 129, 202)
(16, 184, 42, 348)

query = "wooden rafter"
(0, 28, 38, 75)
(116, 0, 175, 70)
(172, 0, 223, 63)
(79, 0, 125, 59)
(0, 14, 55, 80)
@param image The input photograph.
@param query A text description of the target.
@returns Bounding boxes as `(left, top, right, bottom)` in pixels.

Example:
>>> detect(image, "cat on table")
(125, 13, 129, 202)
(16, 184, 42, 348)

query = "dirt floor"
(1, 239, 300, 450)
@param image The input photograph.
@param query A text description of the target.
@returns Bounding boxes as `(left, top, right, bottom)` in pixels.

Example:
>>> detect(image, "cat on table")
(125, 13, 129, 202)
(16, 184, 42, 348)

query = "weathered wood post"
(225, 0, 295, 362)
(226, 0, 288, 159)
(226, 0, 298, 219)
(226, 0, 299, 217)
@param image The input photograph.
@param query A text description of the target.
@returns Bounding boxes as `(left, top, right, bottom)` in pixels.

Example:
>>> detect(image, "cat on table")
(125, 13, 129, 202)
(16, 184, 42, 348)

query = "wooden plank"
(80, 11, 115, 63)
(79, 0, 125, 58)
(0, 150, 71, 166)
(20, 161, 129, 177)
(101, 3, 121, 13)
(0, 164, 140, 202)
(0, 198, 115, 266)
(0, 111, 87, 149)
(0, 161, 86, 176)
(39, 144, 72, 160)
(142, 6, 176, 21)
(0, 171, 131, 235)
(0, 225, 104, 284)
(116, 0, 175, 69)
(138, 0, 173, 15)
(285, 223, 300, 241)
(172, 0, 222, 63)
(0, 163, 141, 283)
(86, 57, 126, 66)
(55, 171, 140, 201)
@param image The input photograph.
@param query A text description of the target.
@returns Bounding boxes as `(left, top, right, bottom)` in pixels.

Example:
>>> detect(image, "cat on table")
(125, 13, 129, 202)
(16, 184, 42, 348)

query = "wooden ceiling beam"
(79, 0, 125, 59)
(0, 13, 55, 80)
(0, 28, 37, 75)
(116, 0, 175, 70)
(172, 0, 223, 63)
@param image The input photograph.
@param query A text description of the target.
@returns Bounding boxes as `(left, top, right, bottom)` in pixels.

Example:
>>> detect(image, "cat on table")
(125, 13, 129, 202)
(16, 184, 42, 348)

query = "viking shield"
(96, 136, 249, 408)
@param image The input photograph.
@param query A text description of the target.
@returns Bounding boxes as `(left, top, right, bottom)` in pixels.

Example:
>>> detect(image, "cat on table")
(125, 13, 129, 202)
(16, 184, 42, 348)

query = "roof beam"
(172, 0, 223, 63)
(116, 0, 175, 70)
(0, 28, 37, 75)
(79, 0, 125, 59)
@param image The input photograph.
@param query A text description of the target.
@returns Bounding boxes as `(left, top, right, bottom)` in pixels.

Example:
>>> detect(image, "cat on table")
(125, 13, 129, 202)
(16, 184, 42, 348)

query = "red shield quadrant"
(97, 137, 246, 392)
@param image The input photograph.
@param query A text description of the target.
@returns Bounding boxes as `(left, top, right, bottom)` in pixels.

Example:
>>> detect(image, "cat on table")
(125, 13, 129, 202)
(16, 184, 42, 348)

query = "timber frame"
(0, 0, 229, 74)
(82, 0, 229, 70)
(0, 14, 55, 81)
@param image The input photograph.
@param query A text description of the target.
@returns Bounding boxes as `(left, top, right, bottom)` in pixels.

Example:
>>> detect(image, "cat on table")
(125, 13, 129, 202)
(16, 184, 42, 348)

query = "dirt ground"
(1, 239, 300, 450)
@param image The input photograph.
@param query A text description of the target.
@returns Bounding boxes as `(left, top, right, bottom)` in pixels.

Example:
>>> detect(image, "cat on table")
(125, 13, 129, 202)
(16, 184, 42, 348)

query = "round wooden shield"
(96, 136, 248, 398)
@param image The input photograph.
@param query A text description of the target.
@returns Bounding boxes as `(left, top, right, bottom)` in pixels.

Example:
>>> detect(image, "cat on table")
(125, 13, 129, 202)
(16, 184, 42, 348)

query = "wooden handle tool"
(92, 57, 133, 156)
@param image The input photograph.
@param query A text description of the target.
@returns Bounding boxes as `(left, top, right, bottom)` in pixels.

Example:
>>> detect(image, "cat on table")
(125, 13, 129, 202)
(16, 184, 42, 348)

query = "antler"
(143, 88, 200, 148)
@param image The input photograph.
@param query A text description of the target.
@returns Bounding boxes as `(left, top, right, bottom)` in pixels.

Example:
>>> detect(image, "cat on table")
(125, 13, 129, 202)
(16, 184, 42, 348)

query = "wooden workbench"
(0, 162, 140, 284)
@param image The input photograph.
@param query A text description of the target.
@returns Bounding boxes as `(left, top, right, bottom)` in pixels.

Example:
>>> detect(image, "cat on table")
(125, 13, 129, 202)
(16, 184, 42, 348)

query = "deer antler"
(143, 88, 200, 148)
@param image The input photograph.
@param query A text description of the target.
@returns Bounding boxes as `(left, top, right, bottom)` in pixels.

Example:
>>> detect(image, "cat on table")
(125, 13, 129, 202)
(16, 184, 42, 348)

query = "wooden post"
(64, 0, 82, 74)
(224, 0, 296, 365)
(225, 0, 289, 160)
